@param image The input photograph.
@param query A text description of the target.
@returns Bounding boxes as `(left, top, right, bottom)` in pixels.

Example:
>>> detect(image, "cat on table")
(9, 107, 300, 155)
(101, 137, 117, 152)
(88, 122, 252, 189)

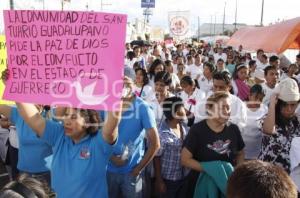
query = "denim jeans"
(107, 171, 143, 198)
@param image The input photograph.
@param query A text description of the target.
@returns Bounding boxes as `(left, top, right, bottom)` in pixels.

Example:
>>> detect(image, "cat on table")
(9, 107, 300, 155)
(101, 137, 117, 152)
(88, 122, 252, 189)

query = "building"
(197, 23, 250, 37)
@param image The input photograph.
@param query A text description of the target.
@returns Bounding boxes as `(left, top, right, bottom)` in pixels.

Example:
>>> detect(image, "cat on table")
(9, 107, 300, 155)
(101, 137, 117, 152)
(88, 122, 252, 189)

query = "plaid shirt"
(156, 121, 189, 181)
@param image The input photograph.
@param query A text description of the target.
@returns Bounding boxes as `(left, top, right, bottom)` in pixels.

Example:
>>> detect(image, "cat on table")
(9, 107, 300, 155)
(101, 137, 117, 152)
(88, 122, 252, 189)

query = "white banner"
(168, 11, 190, 38)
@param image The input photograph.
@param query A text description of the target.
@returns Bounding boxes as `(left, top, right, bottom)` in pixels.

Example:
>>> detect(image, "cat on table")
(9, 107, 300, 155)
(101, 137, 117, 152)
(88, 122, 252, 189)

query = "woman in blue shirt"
(0, 105, 53, 184)
(13, 101, 122, 198)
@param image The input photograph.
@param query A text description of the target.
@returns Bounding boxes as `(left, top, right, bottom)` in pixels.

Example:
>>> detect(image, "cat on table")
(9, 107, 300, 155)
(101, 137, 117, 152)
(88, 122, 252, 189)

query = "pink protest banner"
(3, 10, 127, 110)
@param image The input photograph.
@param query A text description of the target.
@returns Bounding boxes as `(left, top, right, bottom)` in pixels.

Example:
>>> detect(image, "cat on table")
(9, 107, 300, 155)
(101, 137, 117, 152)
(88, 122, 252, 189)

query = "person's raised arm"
(15, 102, 45, 136)
(102, 76, 132, 144)
(262, 94, 277, 135)
(102, 110, 121, 144)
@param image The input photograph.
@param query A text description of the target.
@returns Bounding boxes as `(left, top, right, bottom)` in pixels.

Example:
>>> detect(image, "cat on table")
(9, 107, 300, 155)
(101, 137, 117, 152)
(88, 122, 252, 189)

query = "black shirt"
(183, 119, 245, 197)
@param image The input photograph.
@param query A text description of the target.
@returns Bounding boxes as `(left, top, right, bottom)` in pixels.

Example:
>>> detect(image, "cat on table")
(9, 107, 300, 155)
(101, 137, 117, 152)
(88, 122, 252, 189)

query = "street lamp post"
(214, 14, 216, 35)
(222, 1, 226, 34)
(198, 16, 200, 41)
(260, 0, 264, 26)
(210, 15, 212, 36)
(234, 0, 237, 30)
(9, 0, 14, 10)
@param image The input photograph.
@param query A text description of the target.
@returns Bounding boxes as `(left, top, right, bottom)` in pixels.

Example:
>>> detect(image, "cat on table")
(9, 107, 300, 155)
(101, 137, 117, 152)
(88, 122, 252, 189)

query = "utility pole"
(260, 0, 264, 26)
(234, 0, 237, 30)
(214, 14, 216, 35)
(61, 0, 64, 11)
(9, 0, 14, 10)
(210, 15, 213, 36)
(222, 1, 226, 34)
(198, 16, 200, 41)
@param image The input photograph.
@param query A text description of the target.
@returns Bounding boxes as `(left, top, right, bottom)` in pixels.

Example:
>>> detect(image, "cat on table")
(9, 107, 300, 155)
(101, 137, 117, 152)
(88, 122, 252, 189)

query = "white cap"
(274, 77, 300, 102)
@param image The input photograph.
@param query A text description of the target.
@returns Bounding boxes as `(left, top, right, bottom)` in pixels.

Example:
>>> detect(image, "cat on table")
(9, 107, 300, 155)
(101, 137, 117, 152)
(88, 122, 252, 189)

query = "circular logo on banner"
(169, 16, 189, 36)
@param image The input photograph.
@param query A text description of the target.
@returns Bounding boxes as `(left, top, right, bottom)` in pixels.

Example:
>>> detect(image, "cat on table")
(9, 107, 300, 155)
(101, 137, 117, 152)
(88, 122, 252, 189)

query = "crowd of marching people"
(0, 39, 300, 198)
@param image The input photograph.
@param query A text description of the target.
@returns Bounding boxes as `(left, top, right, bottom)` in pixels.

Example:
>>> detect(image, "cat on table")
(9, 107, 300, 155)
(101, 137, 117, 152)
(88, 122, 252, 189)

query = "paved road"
(0, 160, 9, 188)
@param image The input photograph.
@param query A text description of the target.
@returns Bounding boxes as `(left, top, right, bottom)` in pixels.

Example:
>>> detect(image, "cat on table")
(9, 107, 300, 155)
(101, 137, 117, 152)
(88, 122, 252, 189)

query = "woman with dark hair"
(7, 76, 128, 197)
(165, 60, 181, 93)
(259, 78, 300, 173)
(198, 62, 214, 95)
(225, 55, 236, 75)
(149, 71, 174, 128)
(148, 59, 166, 88)
(186, 55, 194, 66)
(134, 68, 153, 103)
(0, 174, 51, 198)
(179, 76, 206, 127)
(181, 92, 245, 198)
(231, 64, 250, 101)
(125, 51, 136, 69)
(154, 97, 189, 198)
(242, 84, 267, 160)
(177, 63, 187, 81)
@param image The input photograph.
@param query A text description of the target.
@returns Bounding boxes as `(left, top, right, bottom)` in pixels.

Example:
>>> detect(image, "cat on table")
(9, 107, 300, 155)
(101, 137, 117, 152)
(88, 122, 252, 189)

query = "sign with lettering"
(0, 35, 14, 104)
(168, 11, 190, 38)
(141, 0, 155, 8)
(3, 10, 127, 110)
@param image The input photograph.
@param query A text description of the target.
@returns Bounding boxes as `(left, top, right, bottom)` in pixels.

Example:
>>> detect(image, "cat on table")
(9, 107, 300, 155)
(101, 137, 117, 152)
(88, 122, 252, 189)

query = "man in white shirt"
(238, 45, 245, 56)
(194, 71, 247, 129)
(133, 46, 146, 69)
(160, 47, 170, 61)
(213, 47, 227, 63)
(216, 58, 229, 73)
(255, 49, 268, 70)
(261, 66, 279, 106)
(269, 55, 284, 78)
(173, 55, 186, 74)
(183, 44, 191, 57)
(165, 60, 181, 92)
(186, 54, 203, 80)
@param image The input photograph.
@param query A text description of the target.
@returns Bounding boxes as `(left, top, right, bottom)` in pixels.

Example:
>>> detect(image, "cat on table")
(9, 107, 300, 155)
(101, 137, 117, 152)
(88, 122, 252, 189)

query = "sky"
(1, 0, 300, 34)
